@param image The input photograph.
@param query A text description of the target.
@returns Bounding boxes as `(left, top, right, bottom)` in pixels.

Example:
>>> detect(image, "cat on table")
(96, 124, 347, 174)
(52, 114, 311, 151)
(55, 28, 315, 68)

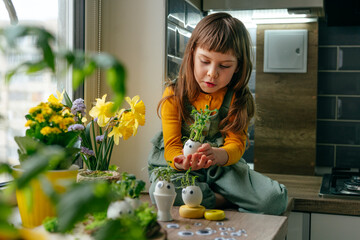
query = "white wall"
(99, 0, 166, 190)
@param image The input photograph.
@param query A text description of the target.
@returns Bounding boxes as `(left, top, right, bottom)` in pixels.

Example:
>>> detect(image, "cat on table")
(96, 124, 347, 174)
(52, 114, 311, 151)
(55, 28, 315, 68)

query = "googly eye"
(189, 144, 192, 148)
(190, 190, 194, 194)
(182, 189, 186, 194)
(166, 184, 171, 189)
(128, 210, 133, 214)
(119, 210, 123, 215)
(157, 182, 164, 188)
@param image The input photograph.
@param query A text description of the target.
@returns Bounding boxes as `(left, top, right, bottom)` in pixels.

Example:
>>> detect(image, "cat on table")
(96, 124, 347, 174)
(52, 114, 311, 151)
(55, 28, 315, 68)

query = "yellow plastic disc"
(179, 205, 206, 219)
(204, 209, 225, 221)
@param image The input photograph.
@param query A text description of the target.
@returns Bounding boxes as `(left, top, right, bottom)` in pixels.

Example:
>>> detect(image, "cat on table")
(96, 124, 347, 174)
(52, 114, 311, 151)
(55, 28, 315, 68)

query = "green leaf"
(63, 91, 73, 108)
(72, 68, 85, 89)
(56, 181, 111, 233)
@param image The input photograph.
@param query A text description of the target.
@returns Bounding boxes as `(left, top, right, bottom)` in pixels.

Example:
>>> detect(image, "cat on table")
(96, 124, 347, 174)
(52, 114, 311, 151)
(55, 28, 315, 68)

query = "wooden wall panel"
(254, 23, 318, 175)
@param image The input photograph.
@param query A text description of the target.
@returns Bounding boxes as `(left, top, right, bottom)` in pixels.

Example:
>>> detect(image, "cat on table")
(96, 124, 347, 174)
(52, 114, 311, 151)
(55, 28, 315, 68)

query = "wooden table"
(154, 207, 287, 240)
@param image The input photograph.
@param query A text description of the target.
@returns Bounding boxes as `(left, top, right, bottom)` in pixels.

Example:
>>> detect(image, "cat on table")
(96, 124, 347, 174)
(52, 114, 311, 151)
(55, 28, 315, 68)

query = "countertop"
(266, 173, 360, 216)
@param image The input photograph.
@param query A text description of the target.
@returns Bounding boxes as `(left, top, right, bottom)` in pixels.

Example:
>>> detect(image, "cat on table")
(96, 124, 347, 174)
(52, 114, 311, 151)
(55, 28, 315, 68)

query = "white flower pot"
(183, 139, 202, 157)
(153, 180, 176, 221)
(182, 185, 203, 207)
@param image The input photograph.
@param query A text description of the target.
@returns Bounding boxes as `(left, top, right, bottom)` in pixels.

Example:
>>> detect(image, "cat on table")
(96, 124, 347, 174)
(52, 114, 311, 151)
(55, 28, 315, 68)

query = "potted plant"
(0, 24, 127, 228)
(11, 91, 81, 228)
(152, 166, 177, 221)
(183, 105, 218, 156)
(68, 94, 145, 182)
(178, 168, 205, 219)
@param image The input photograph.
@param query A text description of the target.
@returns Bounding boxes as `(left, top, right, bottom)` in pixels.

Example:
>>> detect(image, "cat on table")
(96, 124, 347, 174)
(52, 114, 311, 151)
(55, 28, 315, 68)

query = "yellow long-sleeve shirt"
(161, 87, 247, 169)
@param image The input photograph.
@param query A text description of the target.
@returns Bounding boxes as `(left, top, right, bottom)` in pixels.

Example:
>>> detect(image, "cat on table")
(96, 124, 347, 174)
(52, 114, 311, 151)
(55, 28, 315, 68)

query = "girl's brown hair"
(159, 12, 255, 135)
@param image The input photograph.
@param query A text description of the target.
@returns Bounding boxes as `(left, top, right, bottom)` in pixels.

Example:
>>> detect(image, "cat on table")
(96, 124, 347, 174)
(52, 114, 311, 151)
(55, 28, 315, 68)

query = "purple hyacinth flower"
(71, 98, 86, 115)
(80, 147, 95, 156)
(68, 124, 85, 132)
(96, 135, 104, 143)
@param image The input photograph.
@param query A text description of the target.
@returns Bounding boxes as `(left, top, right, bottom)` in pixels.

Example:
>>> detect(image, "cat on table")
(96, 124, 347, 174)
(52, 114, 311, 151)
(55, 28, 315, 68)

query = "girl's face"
(193, 47, 238, 94)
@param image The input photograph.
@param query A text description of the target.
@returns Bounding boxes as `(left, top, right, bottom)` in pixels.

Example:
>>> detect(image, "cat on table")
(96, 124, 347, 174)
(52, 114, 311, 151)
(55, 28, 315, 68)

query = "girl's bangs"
(197, 23, 236, 55)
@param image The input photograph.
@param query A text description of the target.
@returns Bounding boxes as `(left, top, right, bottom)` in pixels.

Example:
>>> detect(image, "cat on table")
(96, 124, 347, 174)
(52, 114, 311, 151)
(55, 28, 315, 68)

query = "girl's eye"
(220, 65, 230, 69)
(201, 61, 209, 64)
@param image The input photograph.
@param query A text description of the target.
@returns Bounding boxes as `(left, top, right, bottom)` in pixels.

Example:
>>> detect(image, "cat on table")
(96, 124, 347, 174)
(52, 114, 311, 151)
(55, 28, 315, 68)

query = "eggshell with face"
(154, 180, 176, 196)
(107, 200, 134, 219)
(182, 185, 203, 207)
(183, 139, 202, 157)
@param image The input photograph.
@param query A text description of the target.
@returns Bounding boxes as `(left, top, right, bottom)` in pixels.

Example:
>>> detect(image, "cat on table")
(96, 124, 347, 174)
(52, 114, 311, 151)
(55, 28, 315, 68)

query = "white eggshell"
(154, 180, 176, 196)
(107, 200, 134, 219)
(183, 139, 202, 157)
(182, 185, 203, 207)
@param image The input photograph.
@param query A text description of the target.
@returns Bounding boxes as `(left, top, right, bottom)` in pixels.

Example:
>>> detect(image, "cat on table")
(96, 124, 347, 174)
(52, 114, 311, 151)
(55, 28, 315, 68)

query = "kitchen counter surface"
(266, 173, 360, 216)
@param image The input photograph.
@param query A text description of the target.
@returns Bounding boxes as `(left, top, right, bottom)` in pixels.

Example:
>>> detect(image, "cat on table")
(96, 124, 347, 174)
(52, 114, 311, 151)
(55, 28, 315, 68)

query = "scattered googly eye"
(227, 227, 235, 231)
(166, 223, 179, 229)
(220, 232, 228, 236)
(219, 227, 226, 231)
(216, 222, 224, 226)
(157, 182, 164, 188)
(194, 222, 202, 226)
(214, 238, 225, 240)
(231, 232, 241, 237)
(196, 229, 213, 236)
(178, 231, 194, 236)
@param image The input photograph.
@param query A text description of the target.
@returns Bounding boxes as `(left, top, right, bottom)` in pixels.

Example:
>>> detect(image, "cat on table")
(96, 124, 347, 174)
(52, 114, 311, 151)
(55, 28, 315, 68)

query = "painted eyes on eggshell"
(185, 142, 193, 148)
(182, 189, 194, 194)
(157, 182, 164, 188)
(119, 209, 133, 215)
(166, 184, 171, 189)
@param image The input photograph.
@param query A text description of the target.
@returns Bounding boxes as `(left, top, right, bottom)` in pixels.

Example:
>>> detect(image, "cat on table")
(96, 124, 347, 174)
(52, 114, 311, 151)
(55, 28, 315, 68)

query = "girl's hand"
(197, 143, 229, 167)
(174, 155, 191, 170)
(189, 152, 213, 170)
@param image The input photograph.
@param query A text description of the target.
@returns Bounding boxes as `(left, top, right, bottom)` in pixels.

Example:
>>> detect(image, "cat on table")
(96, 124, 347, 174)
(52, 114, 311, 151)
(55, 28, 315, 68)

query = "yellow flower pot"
(12, 165, 78, 228)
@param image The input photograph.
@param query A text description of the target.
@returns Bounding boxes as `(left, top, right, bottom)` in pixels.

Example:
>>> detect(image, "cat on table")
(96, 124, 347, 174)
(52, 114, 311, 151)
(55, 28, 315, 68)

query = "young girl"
(148, 12, 287, 215)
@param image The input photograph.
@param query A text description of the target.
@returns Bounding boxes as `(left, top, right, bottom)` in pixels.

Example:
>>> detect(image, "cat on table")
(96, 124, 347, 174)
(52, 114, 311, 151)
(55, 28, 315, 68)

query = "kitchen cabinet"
(286, 212, 310, 240)
(287, 212, 360, 240)
(311, 213, 360, 240)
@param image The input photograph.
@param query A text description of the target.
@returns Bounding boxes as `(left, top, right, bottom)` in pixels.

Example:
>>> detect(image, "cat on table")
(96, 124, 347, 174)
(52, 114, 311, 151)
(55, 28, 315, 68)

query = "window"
(0, 0, 79, 178)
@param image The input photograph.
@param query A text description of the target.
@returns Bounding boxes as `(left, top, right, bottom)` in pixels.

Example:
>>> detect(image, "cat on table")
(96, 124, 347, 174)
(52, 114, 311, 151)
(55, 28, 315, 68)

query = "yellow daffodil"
(108, 120, 134, 144)
(48, 90, 64, 104)
(125, 95, 145, 126)
(89, 94, 115, 127)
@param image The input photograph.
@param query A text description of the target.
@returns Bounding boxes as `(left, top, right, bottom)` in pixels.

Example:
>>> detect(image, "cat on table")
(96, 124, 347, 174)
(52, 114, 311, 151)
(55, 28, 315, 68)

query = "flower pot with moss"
(66, 94, 145, 181)
(183, 105, 218, 157)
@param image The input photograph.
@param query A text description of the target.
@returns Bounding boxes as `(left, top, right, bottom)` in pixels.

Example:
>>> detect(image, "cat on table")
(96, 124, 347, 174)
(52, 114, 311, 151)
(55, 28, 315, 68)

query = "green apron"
(148, 90, 288, 215)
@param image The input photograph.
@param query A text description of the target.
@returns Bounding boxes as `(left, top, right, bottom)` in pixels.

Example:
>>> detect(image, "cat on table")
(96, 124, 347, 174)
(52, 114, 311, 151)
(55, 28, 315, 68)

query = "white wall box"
(264, 29, 308, 73)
